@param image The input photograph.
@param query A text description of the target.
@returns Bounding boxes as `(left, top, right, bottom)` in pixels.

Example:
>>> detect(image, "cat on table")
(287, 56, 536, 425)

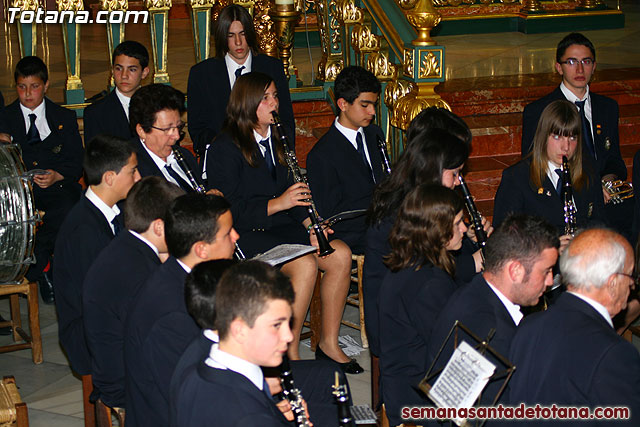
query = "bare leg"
(317, 239, 352, 363)
(281, 253, 317, 360)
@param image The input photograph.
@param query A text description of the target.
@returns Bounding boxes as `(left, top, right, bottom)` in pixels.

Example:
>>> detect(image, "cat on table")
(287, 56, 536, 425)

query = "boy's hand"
(33, 169, 63, 188)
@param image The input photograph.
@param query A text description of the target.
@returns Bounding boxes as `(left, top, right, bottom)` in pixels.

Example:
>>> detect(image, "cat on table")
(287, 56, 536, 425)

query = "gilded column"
(315, 0, 343, 83)
(336, 0, 362, 68)
(190, 0, 214, 63)
(146, 0, 172, 84)
(250, 0, 278, 58)
(57, 0, 85, 105)
(101, 0, 128, 87)
(12, 0, 39, 58)
(269, 0, 300, 80)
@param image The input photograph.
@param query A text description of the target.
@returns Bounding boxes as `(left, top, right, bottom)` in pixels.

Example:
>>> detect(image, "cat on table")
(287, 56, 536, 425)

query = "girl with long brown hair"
(205, 72, 360, 372)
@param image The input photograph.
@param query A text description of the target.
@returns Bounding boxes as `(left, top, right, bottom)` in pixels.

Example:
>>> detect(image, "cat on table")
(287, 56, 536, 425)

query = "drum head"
(0, 144, 37, 284)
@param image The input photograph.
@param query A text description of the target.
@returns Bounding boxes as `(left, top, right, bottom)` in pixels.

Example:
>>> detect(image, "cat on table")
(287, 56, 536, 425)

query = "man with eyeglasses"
(521, 33, 626, 186)
(506, 228, 640, 425)
(129, 84, 205, 193)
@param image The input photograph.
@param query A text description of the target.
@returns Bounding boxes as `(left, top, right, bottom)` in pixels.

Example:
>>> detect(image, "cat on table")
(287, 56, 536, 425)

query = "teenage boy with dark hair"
(172, 260, 297, 426)
(124, 193, 239, 427)
(3, 56, 84, 303)
(187, 3, 294, 158)
(170, 259, 348, 427)
(84, 41, 150, 144)
(54, 134, 140, 376)
(306, 65, 386, 253)
(83, 177, 184, 409)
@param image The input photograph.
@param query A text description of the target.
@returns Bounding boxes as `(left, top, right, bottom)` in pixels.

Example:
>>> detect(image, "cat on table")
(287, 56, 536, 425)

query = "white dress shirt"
(85, 186, 121, 234)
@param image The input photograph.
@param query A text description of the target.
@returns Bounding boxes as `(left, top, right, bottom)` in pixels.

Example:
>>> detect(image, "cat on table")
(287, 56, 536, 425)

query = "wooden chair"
(95, 399, 125, 427)
(81, 375, 96, 427)
(341, 254, 368, 348)
(0, 376, 29, 427)
(0, 279, 43, 364)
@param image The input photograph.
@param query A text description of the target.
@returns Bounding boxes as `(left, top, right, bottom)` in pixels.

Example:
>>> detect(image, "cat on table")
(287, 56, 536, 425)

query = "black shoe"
(38, 271, 55, 305)
(315, 345, 364, 375)
(0, 315, 11, 336)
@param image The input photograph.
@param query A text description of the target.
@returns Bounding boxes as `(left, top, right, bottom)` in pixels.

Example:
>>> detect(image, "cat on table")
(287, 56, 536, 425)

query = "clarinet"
(171, 146, 206, 193)
(458, 174, 487, 260)
(561, 155, 577, 236)
(280, 356, 311, 427)
(170, 146, 246, 259)
(376, 135, 392, 175)
(271, 111, 335, 257)
(332, 372, 355, 427)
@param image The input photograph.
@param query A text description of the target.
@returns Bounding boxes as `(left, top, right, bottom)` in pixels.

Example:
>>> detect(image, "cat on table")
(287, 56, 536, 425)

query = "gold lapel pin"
(538, 187, 544, 194)
(58, 124, 63, 130)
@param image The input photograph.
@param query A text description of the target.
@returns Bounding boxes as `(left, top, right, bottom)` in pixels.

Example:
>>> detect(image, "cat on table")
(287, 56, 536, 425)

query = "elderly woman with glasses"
(129, 84, 203, 192)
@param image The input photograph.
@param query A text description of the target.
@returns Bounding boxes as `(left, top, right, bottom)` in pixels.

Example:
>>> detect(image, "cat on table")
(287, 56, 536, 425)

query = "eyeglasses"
(559, 58, 595, 67)
(616, 273, 640, 288)
(150, 122, 186, 135)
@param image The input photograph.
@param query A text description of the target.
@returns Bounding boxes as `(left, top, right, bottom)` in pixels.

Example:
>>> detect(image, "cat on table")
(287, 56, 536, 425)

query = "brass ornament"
(56, 0, 83, 11)
(145, 0, 172, 10)
(395, 0, 441, 46)
(419, 51, 441, 78)
(384, 79, 415, 128)
(366, 51, 398, 81)
(329, 0, 342, 51)
(351, 24, 380, 53)
(337, 0, 363, 24)
(190, 0, 213, 6)
(101, 0, 128, 11)
(403, 48, 414, 78)
(12, 0, 39, 10)
(391, 83, 450, 130)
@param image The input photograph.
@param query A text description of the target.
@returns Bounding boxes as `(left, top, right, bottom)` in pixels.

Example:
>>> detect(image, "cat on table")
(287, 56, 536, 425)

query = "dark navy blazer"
(83, 231, 161, 407)
(521, 86, 626, 180)
(53, 195, 119, 375)
(187, 54, 295, 155)
(507, 292, 640, 426)
(124, 256, 199, 427)
(306, 123, 386, 254)
(83, 90, 132, 144)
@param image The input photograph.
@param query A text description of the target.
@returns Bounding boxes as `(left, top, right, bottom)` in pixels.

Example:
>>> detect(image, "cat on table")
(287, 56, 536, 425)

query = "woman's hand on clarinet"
(303, 218, 333, 257)
(269, 182, 312, 215)
(466, 217, 493, 242)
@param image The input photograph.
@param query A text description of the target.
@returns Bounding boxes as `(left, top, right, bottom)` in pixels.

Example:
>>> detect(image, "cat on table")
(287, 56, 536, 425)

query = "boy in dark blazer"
(124, 193, 239, 427)
(83, 41, 150, 144)
(306, 66, 386, 254)
(508, 228, 640, 426)
(172, 261, 297, 427)
(54, 134, 141, 376)
(83, 177, 184, 409)
(4, 56, 84, 302)
(187, 4, 294, 158)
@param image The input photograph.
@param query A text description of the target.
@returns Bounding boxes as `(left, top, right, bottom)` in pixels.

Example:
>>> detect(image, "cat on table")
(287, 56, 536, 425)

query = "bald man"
(507, 228, 640, 425)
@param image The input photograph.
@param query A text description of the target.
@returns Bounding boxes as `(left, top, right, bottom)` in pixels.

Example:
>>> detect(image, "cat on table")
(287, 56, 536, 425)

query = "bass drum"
(0, 144, 37, 284)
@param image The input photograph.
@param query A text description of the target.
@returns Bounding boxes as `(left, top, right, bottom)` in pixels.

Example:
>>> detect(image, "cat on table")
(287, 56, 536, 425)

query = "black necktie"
(574, 100, 596, 159)
(356, 132, 374, 183)
(555, 168, 563, 195)
(27, 113, 41, 145)
(164, 164, 194, 192)
(111, 217, 121, 236)
(235, 66, 245, 79)
(262, 378, 273, 400)
(258, 138, 276, 179)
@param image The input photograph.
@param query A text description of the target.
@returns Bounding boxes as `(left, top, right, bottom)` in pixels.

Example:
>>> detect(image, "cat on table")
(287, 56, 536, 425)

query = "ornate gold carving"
(101, 0, 128, 11)
(190, 0, 213, 7)
(351, 24, 379, 53)
(337, 0, 362, 24)
(12, 0, 39, 10)
(145, 0, 171, 9)
(366, 51, 398, 81)
(419, 51, 440, 78)
(396, 0, 441, 46)
(252, 0, 277, 56)
(403, 48, 414, 78)
(328, 0, 341, 51)
(269, 6, 300, 78)
(317, 56, 343, 82)
(56, 0, 83, 11)
(384, 79, 414, 128)
(392, 83, 451, 130)
(576, 0, 602, 8)
(520, 0, 542, 12)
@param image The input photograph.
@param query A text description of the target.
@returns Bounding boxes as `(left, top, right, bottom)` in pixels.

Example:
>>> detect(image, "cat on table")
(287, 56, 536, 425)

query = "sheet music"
(253, 244, 317, 266)
(428, 340, 496, 426)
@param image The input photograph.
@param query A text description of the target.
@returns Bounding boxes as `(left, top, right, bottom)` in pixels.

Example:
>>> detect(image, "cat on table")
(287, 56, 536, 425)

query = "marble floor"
(1, 0, 640, 425)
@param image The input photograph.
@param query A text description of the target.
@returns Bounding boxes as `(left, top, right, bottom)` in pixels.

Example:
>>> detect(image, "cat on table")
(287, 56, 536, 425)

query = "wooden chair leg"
(308, 271, 322, 351)
(82, 375, 96, 427)
(16, 401, 30, 427)
(371, 354, 381, 410)
(356, 255, 368, 349)
(10, 293, 21, 342)
(95, 399, 113, 427)
(27, 281, 42, 364)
